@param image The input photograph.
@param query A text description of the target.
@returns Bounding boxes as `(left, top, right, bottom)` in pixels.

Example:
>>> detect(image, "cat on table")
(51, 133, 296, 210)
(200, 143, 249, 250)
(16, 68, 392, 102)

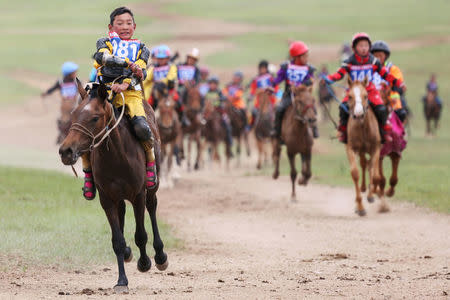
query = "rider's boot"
(373, 104, 392, 144)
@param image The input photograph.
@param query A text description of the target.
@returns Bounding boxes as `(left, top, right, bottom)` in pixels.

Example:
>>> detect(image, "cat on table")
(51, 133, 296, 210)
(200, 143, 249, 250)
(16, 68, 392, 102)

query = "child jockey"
(177, 48, 201, 127)
(84, 6, 156, 200)
(272, 41, 319, 139)
(423, 73, 443, 108)
(143, 44, 178, 110)
(322, 33, 405, 143)
(42, 61, 79, 99)
(222, 71, 248, 130)
(198, 66, 210, 98)
(370, 40, 408, 122)
(204, 76, 233, 151)
(249, 60, 278, 127)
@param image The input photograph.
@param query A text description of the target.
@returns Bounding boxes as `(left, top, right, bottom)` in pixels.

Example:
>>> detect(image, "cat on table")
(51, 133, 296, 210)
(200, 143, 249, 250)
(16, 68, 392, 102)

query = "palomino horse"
(318, 79, 334, 122)
(424, 90, 441, 136)
(364, 82, 407, 199)
(345, 77, 388, 216)
(254, 89, 274, 169)
(182, 83, 204, 171)
(273, 85, 315, 202)
(157, 88, 182, 187)
(59, 83, 168, 292)
(202, 98, 232, 168)
(226, 102, 250, 164)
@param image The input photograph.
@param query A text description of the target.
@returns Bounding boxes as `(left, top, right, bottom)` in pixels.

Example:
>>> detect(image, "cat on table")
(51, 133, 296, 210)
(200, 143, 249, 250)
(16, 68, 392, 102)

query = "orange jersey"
(222, 84, 246, 109)
(250, 74, 278, 108)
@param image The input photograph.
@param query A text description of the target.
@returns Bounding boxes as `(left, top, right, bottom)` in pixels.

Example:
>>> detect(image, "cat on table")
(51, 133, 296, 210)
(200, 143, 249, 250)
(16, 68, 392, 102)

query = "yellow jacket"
(143, 64, 177, 100)
(386, 63, 404, 110)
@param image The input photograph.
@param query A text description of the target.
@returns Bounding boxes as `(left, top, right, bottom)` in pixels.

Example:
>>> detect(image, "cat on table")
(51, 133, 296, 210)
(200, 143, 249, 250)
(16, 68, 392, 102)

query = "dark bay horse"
(272, 85, 315, 202)
(226, 102, 250, 164)
(59, 83, 168, 293)
(157, 90, 182, 187)
(318, 80, 334, 122)
(254, 89, 274, 169)
(346, 77, 387, 216)
(182, 84, 204, 171)
(424, 90, 441, 136)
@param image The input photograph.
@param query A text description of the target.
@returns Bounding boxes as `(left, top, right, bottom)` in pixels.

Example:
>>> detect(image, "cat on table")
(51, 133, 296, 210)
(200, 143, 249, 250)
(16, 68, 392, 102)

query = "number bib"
(109, 31, 141, 63)
(153, 65, 170, 82)
(60, 81, 78, 99)
(227, 85, 241, 97)
(199, 83, 209, 97)
(178, 65, 196, 83)
(256, 74, 272, 88)
(286, 64, 309, 86)
(372, 72, 387, 90)
(349, 65, 373, 83)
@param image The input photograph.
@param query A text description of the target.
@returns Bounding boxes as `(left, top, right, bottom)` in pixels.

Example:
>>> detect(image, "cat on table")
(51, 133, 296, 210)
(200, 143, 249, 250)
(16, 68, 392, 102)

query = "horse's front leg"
(256, 138, 263, 169)
(187, 135, 192, 171)
(146, 193, 168, 271)
(133, 192, 151, 273)
(346, 148, 365, 216)
(372, 148, 390, 213)
(287, 153, 297, 202)
(244, 130, 251, 157)
(377, 156, 386, 202)
(194, 132, 201, 170)
(272, 139, 281, 179)
(386, 153, 400, 197)
(118, 200, 133, 263)
(298, 152, 311, 186)
(359, 153, 367, 193)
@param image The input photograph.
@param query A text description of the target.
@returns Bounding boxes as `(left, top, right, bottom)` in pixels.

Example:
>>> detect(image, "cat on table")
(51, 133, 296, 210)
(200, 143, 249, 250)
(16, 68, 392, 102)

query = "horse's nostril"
(59, 146, 73, 157)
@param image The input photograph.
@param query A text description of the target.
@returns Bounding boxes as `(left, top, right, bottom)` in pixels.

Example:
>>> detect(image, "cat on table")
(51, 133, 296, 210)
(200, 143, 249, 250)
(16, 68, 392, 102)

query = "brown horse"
(272, 85, 315, 202)
(157, 89, 182, 187)
(59, 83, 168, 292)
(182, 83, 204, 171)
(56, 95, 80, 144)
(202, 98, 232, 168)
(226, 102, 250, 165)
(424, 90, 441, 136)
(318, 80, 334, 122)
(345, 77, 388, 216)
(254, 89, 274, 169)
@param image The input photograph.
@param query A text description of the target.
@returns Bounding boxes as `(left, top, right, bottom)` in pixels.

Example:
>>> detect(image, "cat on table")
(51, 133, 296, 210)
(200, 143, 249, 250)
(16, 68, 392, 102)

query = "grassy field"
(0, 166, 180, 269)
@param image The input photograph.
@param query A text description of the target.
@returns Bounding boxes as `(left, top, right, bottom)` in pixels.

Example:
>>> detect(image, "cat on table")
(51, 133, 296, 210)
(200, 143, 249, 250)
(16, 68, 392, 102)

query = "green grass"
(0, 165, 180, 268)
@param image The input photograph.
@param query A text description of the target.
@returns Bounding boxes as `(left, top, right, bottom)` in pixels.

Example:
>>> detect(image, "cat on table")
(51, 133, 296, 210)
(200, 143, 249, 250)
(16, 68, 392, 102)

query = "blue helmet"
(155, 45, 171, 59)
(61, 61, 79, 77)
(233, 70, 244, 79)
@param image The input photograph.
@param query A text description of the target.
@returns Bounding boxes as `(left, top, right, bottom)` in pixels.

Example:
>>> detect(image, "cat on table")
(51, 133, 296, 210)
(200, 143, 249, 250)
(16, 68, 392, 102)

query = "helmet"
(208, 75, 219, 83)
(200, 66, 209, 75)
(155, 45, 171, 59)
(258, 60, 269, 69)
(371, 40, 391, 59)
(352, 32, 371, 48)
(289, 41, 309, 57)
(233, 70, 244, 79)
(187, 48, 200, 60)
(61, 61, 79, 77)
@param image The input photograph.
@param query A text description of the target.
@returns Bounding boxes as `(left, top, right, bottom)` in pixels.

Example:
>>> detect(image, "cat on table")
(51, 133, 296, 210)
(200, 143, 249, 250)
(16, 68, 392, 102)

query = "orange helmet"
(289, 41, 309, 57)
(352, 32, 371, 48)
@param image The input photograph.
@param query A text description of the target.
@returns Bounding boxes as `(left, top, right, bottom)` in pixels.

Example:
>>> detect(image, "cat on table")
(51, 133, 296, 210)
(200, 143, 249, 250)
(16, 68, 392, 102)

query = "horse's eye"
(91, 116, 100, 123)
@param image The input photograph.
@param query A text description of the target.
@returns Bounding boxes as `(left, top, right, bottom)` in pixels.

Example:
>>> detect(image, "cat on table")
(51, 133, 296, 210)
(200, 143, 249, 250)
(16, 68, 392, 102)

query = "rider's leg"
(394, 108, 407, 123)
(81, 153, 96, 200)
(272, 92, 291, 139)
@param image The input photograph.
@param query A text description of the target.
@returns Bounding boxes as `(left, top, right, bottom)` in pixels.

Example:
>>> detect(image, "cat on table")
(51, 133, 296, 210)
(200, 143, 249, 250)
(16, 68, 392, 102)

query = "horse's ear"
(97, 84, 108, 102)
(347, 75, 353, 86)
(363, 76, 369, 87)
(76, 78, 88, 99)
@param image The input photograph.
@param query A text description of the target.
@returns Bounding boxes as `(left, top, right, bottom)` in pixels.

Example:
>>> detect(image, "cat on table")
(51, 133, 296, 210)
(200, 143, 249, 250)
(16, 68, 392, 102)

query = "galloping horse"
(226, 102, 250, 164)
(182, 83, 204, 171)
(318, 79, 334, 122)
(424, 90, 441, 136)
(273, 85, 315, 202)
(254, 89, 274, 169)
(157, 87, 182, 187)
(202, 98, 232, 168)
(59, 83, 168, 292)
(345, 77, 388, 216)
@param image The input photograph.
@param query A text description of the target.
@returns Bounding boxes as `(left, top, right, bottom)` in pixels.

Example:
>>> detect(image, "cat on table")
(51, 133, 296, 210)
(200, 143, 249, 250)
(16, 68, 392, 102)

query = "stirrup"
(146, 162, 158, 190)
(82, 171, 96, 200)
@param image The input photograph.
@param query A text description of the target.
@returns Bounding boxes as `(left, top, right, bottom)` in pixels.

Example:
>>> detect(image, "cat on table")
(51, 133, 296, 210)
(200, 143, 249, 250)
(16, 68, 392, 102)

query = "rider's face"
(259, 66, 268, 75)
(209, 82, 218, 91)
(294, 52, 308, 65)
(108, 13, 136, 40)
(372, 51, 386, 64)
(355, 40, 370, 57)
(157, 57, 169, 66)
(187, 57, 197, 65)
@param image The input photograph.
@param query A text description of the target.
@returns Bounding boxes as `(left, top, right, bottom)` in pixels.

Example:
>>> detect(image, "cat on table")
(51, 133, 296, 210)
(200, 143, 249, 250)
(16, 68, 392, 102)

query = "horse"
(226, 102, 250, 165)
(157, 87, 182, 187)
(58, 83, 168, 293)
(182, 83, 204, 171)
(345, 77, 388, 216)
(424, 90, 441, 136)
(318, 79, 334, 122)
(364, 82, 407, 199)
(202, 98, 232, 169)
(272, 85, 315, 202)
(254, 89, 274, 169)
(56, 94, 80, 144)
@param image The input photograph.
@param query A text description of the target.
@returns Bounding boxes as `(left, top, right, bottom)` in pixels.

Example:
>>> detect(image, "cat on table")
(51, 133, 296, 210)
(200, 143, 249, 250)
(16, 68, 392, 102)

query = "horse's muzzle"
(59, 145, 80, 166)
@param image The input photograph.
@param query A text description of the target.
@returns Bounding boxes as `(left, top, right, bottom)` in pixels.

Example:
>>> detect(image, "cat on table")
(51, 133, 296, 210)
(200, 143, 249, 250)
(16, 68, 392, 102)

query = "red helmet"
(352, 32, 371, 48)
(289, 41, 309, 57)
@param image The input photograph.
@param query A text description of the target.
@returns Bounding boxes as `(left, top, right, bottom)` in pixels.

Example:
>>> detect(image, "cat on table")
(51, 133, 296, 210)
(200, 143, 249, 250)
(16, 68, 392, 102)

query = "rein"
(290, 91, 314, 124)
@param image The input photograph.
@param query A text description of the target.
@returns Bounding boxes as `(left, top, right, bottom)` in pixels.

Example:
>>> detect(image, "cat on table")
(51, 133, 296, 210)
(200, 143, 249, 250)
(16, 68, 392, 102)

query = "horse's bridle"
(291, 92, 315, 124)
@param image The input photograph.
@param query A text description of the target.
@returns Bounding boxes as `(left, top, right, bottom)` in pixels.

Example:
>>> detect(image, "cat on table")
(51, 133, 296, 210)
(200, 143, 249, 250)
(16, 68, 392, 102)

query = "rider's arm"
(327, 62, 348, 82)
(43, 80, 61, 96)
(125, 45, 150, 87)
(93, 38, 113, 65)
(272, 63, 287, 86)
(373, 57, 403, 88)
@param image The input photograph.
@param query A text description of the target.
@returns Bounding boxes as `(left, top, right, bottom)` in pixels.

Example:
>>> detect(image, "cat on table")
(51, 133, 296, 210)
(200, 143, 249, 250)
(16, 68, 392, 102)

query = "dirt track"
(0, 90, 449, 299)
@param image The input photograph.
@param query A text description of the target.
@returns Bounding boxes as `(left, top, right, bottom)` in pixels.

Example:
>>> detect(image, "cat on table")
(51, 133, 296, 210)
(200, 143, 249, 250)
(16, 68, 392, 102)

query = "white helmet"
(187, 48, 200, 60)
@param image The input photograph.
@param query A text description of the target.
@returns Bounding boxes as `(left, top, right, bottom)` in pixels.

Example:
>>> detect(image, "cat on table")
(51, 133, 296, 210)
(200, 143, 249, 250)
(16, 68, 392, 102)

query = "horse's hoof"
(272, 172, 279, 180)
(256, 164, 261, 170)
(298, 178, 308, 186)
(124, 247, 133, 262)
(137, 256, 152, 272)
(113, 285, 129, 294)
(386, 188, 395, 197)
(194, 162, 199, 170)
(367, 196, 375, 203)
(378, 205, 390, 213)
(156, 260, 169, 271)
(291, 196, 297, 203)
(361, 186, 367, 193)
(355, 209, 367, 217)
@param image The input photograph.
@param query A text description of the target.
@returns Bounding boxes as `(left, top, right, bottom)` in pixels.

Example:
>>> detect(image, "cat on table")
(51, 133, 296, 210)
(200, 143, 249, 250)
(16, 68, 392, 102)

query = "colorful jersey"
(198, 81, 209, 97)
(373, 62, 405, 110)
(93, 32, 149, 86)
(327, 53, 403, 92)
(273, 61, 315, 93)
(427, 81, 438, 93)
(177, 64, 200, 85)
(44, 78, 78, 100)
(250, 73, 278, 108)
(205, 90, 226, 108)
(222, 83, 246, 109)
(143, 63, 177, 101)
